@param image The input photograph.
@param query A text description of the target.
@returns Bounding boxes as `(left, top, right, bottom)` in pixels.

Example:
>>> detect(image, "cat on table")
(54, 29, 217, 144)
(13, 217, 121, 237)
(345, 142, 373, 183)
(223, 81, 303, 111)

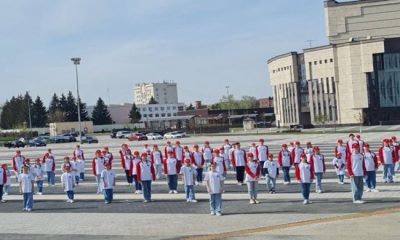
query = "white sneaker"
(1, 200, 6, 203)
(250, 200, 255, 204)
(27, 208, 32, 212)
(168, 190, 173, 194)
(339, 182, 344, 185)
(4, 192, 8, 196)
(307, 200, 312, 204)
(138, 190, 143, 194)
(366, 188, 371, 192)
(317, 190, 322, 194)
(354, 200, 365, 204)
(173, 190, 178, 194)
(210, 212, 215, 215)
(237, 183, 242, 186)
(70, 200, 74, 203)
(135, 190, 139, 194)
(216, 212, 222, 216)
(284, 182, 289, 185)
(254, 199, 260, 204)
(371, 189, 379, 192)
(190, 199, 198, 203)
(303, 200, 308, 205)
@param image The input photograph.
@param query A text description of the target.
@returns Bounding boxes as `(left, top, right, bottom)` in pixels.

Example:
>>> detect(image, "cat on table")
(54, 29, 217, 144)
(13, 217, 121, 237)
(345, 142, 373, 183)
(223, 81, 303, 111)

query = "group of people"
(0, 133, 398, 215)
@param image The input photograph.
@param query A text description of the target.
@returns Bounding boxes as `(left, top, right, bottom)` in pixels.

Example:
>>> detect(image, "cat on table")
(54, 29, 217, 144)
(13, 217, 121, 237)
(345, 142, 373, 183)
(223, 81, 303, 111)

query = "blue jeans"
(66, 190, 74, 200)
(196, 168, 203, 183)
(300, 183, 311, 200)
(4, 185, 10, 194)
(133, 175, 142, 191)
(0, 185, 3, 200)
(267, 177, 276, 191)
(351, 176, 364, 201)
(75, 176, 80, 185)
(383, 164, 394, 182)
(103, 189, 113, 203)
(95, 175, 102, 193)
(209, 193, 222, 213)
(225, 157, 231, 169)
(141, 180, 152, 201)
(185, 185, 196, 200)
(23, 192, 33, 209)
(337, 175, 344, 183)
(167, 174, 178, 190)
(315, 172, 323, 191)
(80, 172, 85, 181)
(282, 167, 291, 183)
(125, 170, 133, 184)
(247, 181, 258, 199)
(47, 171, 55, 185)
(155, 165, 163, 179)
(260, 161, 266, 176)
(36, 180, 43, 193)
(366, 171, 376, 189)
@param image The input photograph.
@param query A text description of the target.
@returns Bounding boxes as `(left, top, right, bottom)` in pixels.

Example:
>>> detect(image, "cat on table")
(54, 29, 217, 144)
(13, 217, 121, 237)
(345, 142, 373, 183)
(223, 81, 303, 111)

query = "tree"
(129, 103, 141, 123)
(49, 93, 60, 114)
(354, 112, 365, 133)
(65, 91, 77, 121)
(0, 95, 28, 129)
(91, 97, 112, 125)
(31, 96, 48, 127)
(148, 96, 158, 104)
(238, 96, 258, 109)
(314, 114, 328, 133)
(186, 103, 195, 110)
(78, 97, 90, 121)
(59, 94, 67, 113)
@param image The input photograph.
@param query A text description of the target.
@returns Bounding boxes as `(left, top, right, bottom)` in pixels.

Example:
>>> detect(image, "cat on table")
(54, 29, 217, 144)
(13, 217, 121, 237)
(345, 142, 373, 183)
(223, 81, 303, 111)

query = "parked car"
(4, 140, 26, 148)
(175, 131, 187, 137)
(48, 135, 71, 143)
(39, 132, 50, 137)
(163, 131, 184, 139)
(146, 133, 163, 140)
(28, 139, 47, 147)
(116, 131, 132, 139)
(110, 128, 131, 138)
(81, 136, 99, 144)
(128, 133, 148, 141)
(62, 134, 77, 142)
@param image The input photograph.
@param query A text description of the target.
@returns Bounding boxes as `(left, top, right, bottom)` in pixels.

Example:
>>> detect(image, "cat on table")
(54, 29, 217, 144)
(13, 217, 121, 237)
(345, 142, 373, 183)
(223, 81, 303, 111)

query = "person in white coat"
(92, 150, 105, 194)
(245, 152, 261, 204)
(295, 153, 314, 204)
(204, 163, 225, 216)
(309, 146, 326, 193)
(263, 154, 279, 194)
(332, 152, 345, 184)
(61, 166, 76, 203)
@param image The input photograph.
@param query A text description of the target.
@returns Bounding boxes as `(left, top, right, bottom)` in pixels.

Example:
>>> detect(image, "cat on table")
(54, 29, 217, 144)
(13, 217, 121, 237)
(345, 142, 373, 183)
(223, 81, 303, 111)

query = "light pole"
(27, 92, 32, 134)
(226, 86, 231, 126)
(71, 57, 83, 144)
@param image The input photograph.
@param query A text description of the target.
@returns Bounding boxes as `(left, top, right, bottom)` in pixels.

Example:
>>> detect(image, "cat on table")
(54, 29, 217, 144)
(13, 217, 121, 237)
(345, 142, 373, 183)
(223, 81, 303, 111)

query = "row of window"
(310, 58, 333, 66)
(141, 106, 177, 112)
(143, 113, 177, 118)
(272, 65, 292, 74)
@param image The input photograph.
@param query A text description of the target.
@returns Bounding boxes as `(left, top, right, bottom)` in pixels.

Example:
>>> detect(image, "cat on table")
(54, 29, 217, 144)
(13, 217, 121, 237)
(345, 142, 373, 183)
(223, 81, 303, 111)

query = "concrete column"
(308, 80, 315, 124)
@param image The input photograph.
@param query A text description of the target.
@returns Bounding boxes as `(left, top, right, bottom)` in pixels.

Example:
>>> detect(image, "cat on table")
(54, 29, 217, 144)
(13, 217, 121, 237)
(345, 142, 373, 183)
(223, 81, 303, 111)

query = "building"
(268, 0, 400, 127)
(258, 97, 274, 108)
(87, 103, 133, 125)
(134, 81, 178, 105)
(49, 121, 94, 136)
(137, 103, 185, 129)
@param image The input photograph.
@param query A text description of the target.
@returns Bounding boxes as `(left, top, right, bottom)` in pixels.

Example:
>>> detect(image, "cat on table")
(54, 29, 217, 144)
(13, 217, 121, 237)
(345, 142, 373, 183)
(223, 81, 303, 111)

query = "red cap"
(204, 141, 209, 144)
(214, 149, 220, 154)
(268, 153, 273, 158)
(364, 143, 370, 148)
(183, 146, 189, 149)
(76, 144, 80, 148)
(224, 139, 229, 142)
(300, 153, 307, 158)
(134, 151, 140, 156)
(356, 134, 361, 138)
(246, 152, 254, 158)
(167, 150, 174, 154)
(259, 139, 264, 142)
(193, 144, 199, 148)
(337, 139, 343, 144)
(141, 152, 148, 157)
(95, 150, 102, 154)
(184, 159, 191, 164)
(166, 141, 171, 144)
(64, 156, 70, 160)
(295, 141, 300, 145)
(144, 144, 148, 147)
(383, 139, 390, 143)
(313, 146, 320, 151)
(176, 141, 181, 145)
(153, 144, 158, 148)
(64, 166, 71, 171)
(281, 144, 287, 148)
(1, 164, 7, 168)
(352, 143, 359, 149)
(392, 136, 397, 140)
(101, 150, 107, 154)
(349, 133, 354, 137)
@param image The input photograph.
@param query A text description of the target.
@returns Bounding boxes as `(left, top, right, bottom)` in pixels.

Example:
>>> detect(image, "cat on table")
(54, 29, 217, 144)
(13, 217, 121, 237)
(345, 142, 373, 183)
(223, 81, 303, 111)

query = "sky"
(0, 0, 328, 107)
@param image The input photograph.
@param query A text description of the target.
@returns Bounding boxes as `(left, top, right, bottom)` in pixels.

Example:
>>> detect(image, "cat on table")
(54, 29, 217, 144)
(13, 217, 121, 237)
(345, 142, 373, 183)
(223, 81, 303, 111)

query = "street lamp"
(27, 92, 32, 134)
(71, 57, 83, 144)
(226, 86, 231, 126)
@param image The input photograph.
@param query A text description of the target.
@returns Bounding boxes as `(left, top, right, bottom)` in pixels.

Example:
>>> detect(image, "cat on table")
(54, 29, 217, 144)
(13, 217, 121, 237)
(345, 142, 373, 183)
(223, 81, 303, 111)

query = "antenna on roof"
(306, 40, 314, 48)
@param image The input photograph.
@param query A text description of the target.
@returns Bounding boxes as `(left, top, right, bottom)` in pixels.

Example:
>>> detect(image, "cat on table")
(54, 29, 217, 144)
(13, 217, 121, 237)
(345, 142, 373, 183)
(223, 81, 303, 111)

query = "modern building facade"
(268, 0, 400, 127)
(134, 81, 178, 105)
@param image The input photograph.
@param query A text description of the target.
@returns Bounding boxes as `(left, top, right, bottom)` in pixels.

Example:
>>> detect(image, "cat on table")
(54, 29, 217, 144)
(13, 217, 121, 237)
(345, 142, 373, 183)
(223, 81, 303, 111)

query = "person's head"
(392, 136, 397, 142)
(300, 153, 307, 163)
(16, 149, 21, 156)
(389, 138, 394, 146)
(141, 152, 148, 160)
(122, 143, 128, 150)
(352, 143, 360, 153)
(183, 146, 189, 151)
(268, 153, 273, 161)
(259, 139, 264, 144)
(126, 149, 132, 156)
(153, 144, 158, 150)
(2, 163, 8, 170)
(47, 148, 52, 153)
(281, 144, 288, 150)
(364, 143, 370, 151)
(22, 165, 29, 174)
(307, 142, 312, 148)
(166, 141, 171, 146)
(214, 149, 221, 156)
(103, 146, 109, 152)
(224, 139, 229, 144)
(235, 142, 241, 148)
(247, 152, 254, 161)
(95, 150, 102, 158)
(64, 156, 70, 162)
(349, 133, 355, 140)
(175, 141, 181, 146)
(204, 141, 210, 146)
(105, 162, 111, 170)
(251, 143, 256, 148)
(184, 158, 191, 166)
(289, 142, 295, 147)
(337, 139, 343, 145)
(101, 150, 107, 156)
(383, 139, 390, 147)
(313, 146, 320, 154)
(144, 144, 148, 148)
(295, 141, 300, 147)
(34, 158, 40, 165)
(25, 158, 30, 165)
(76, 144, 81, 149)
(209, 162, 216, 171)
(134, 151, 140, 158)
(64, 166, 71, 172)
(193, 144, 199, 151)
(356, 134, 361, 140)
(167, 150, 174, 158)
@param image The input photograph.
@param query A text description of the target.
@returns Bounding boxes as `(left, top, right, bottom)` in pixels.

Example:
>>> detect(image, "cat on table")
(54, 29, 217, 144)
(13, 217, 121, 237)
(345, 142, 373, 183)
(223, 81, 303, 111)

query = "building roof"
(267, 52, 297, 64)
(143, 115, 195, 122)
(325, 0, 388, 8)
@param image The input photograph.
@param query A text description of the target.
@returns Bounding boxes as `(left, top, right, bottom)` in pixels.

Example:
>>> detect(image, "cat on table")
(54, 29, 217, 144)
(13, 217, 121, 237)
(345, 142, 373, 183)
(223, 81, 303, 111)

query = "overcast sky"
(0, 0, 327, 107)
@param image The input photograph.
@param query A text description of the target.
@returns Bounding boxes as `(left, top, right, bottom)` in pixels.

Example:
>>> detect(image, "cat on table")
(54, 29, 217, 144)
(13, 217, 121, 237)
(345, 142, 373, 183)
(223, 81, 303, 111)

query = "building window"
(314, 61, 317, 65)
(161, 113, 165, 117)
(319, 60, 322, 64)
(155, 114, 159, 117)
(173, 113, 177, 116)
(155, 107, 158, 111)
(148, 114, 153, 118)
(160, 107, 165, 111)
(167, 113, 171, 117)
(148, 107, 152, 112)
(172, 106, 176, 110)
(330, 58, 333, 63)
(143, 114, 147, 118)
(142, 108, 146, 112)
(324, 59, 328, 63)
(167, 106, 171, 110)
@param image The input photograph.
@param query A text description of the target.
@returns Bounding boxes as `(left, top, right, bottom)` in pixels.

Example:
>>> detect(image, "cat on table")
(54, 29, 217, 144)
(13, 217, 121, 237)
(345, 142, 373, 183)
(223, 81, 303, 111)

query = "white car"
(116, 131, 132, 139)
(146, 133, 163, 140)
(164, 131, 184, 139)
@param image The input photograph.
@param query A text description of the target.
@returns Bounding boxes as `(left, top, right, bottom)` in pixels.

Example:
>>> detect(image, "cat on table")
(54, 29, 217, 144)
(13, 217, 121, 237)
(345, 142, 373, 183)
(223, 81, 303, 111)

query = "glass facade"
(375, 53, 400, 107)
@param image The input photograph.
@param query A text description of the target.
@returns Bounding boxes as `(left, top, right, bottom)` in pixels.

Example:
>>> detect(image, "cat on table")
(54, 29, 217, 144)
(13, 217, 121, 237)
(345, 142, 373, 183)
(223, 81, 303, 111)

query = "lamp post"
(71, 57, 83, 144)
(27, 92, 32, 134)
(226, 86, 231, 126)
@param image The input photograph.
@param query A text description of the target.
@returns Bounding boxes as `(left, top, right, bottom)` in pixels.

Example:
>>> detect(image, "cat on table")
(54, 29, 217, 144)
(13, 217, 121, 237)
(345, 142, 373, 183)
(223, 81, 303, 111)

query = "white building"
(268, 0, 400, 127)
(134, 81, 178, 105)
(137, 103, 185, 120)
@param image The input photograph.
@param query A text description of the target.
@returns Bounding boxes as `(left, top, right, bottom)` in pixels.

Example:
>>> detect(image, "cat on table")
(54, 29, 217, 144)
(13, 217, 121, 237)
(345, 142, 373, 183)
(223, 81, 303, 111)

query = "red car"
(128, 133, 148, 141)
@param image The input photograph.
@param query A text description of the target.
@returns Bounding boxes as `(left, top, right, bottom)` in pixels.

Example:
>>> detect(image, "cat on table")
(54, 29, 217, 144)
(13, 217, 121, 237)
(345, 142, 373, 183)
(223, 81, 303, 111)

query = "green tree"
(31, 96, 48, 127)
(78, 97, 90, 121)
(314, 114, 328, 133)
(129, 103, 141, 123)
(91, 97, 112, 125)
(186, 103, 195, 110)
(238, 96, 258, 109)
(148, 96, 158, 104)
(59, 93, 67, 113)
(65, 91, 77, 121)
